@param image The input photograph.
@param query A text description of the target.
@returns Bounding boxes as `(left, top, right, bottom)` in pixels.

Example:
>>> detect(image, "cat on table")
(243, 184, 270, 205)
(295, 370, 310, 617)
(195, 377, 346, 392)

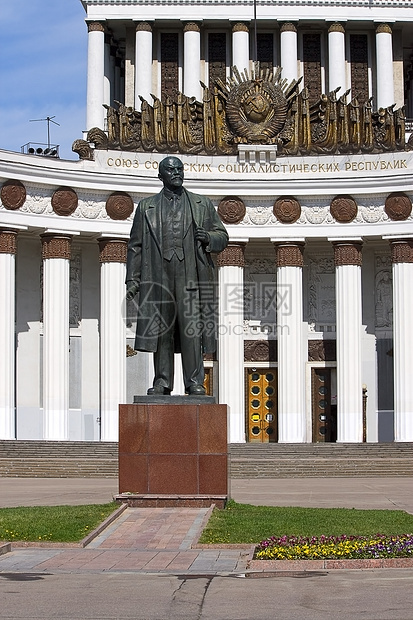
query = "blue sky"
(0, 0, 87, 160)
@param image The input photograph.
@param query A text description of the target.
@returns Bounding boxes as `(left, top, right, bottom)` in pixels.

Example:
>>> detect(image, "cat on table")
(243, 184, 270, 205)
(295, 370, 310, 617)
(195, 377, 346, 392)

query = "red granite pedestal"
(117, 401, 229, 508)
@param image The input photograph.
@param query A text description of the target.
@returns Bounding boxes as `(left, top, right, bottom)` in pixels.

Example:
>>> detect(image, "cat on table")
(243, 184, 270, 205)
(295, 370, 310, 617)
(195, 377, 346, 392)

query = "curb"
(248, 557, 413, 571)
(0, 542, 11, 556)
(81, 503, 127, 547)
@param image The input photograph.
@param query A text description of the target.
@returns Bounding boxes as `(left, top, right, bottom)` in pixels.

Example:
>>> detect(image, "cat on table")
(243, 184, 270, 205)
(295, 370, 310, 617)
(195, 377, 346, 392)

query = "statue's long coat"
(126, 188, 228, 353)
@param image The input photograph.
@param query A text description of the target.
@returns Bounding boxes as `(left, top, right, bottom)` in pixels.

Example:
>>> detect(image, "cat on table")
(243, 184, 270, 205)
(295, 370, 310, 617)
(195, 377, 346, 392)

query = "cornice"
(82, 0, 412, 7)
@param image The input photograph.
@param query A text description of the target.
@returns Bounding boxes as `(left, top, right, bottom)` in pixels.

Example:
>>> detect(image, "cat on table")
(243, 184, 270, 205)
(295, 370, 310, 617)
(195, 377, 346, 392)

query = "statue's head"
(158, 156, 184, 192)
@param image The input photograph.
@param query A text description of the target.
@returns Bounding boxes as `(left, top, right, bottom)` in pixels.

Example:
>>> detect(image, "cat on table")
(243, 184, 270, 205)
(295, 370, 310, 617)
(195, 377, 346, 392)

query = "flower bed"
(255, 533, 413, 561)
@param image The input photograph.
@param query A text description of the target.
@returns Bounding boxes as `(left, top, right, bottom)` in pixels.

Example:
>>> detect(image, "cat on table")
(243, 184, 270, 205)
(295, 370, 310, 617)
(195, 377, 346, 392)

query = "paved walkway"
(0, 506, 250, 574)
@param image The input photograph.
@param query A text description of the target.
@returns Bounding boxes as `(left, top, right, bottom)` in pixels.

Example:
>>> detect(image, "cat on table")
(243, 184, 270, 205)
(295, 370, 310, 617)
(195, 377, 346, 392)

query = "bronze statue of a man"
(126, 156, 229, 395)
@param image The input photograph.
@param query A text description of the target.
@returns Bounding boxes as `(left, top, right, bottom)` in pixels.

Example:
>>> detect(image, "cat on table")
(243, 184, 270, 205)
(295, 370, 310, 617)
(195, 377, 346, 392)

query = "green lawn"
(198, 500, 413, 545)
(0, 503, 118, 543)
(2, 500, 413, 548)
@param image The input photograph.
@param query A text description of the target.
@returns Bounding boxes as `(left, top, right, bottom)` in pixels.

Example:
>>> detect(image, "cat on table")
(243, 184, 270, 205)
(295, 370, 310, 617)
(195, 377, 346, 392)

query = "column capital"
(274, 241, 305, 267)
(280, 22, 298, 34)
(0, 229, 18, 255)
(232, 22, 249, 33)
(217, 242, 246, 267)
(328, 22, 345, 34)
(41, 234, 72, 260)
(376, 23, 392, 35)
(135, 21, 153, 33)
(87, 21, 105, 33)
(332, 241, 363, 266)
(98, 238, 128, 263)
(390, 239, 413, 264)
(183, 21, 201, 33)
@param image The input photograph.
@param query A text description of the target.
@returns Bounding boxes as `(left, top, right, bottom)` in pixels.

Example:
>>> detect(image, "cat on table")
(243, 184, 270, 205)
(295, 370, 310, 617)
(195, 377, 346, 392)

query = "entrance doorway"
(246, 368, 278, 442)
(311, 367, 337, 442)
(204, 367, 213, 396)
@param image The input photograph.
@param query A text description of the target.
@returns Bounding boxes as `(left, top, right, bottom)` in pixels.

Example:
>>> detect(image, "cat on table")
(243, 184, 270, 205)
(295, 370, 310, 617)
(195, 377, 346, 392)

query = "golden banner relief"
(73, 64, 411, 161)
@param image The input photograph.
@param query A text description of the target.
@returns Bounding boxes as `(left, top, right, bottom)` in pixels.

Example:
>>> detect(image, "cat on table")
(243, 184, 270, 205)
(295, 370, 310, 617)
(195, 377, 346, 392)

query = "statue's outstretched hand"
(126, 282, 139, 301)
(195, 227, 210, 246)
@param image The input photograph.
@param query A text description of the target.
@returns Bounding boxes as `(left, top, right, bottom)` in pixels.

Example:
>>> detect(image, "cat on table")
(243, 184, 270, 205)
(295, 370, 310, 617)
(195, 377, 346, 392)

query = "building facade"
(1, 0, 413, 444)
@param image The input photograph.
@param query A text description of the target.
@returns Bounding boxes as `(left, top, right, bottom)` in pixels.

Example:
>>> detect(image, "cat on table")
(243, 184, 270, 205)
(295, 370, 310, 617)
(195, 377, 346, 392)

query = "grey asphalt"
(1, 476, 413, 512)
(2, 570, 413, 620)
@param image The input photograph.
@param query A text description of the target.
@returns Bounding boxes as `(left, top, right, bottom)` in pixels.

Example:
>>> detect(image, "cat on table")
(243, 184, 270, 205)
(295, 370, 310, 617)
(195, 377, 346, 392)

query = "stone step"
(0, 441, 412, 478)
(0, 458, 118, 478)
(0, 441, 118, 458)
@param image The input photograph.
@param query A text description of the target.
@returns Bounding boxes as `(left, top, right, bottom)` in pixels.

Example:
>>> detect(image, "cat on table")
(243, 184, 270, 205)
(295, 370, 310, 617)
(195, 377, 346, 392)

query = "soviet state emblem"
(224, 75, 288, 143)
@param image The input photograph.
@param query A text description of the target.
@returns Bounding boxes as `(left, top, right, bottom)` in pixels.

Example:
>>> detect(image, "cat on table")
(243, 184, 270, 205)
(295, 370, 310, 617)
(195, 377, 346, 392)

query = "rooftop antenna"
(29, 115, 60, 149)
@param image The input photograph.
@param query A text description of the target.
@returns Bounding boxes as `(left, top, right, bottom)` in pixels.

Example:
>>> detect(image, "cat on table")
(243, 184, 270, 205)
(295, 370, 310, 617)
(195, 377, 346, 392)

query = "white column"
(275, 242, 306, 443)
(104, 34, 112, 107)
(135, 21, 153, 110)
(183, 22, 202, 101)
(328, 22, 346, 96)
(86, 21, 106, 130)
(114, 54, 122, 103)
(41, 234, 71, 440)
(0, 230, 18, 439)
(332, 241, 363, 442)
(280, 22, 298, 84)
(99, 238, 127, 442)
(376, 23, 395, 109)
(109, 41, 116, 104)
(232, 22, 250, 75)
(218, 243, 246, 443)
(390, 240, 413, 441)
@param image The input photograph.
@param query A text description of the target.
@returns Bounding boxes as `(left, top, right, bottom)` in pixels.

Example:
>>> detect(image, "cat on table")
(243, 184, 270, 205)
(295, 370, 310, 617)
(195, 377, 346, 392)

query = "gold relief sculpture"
(76, 64, 409, 159)
(218, 65, 288, 144)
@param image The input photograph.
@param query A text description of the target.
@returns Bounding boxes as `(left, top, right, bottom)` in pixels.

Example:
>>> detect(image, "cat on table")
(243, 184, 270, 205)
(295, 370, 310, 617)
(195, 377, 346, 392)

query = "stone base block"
(114, 494, 227, 508)
(119, 403, 229, 499)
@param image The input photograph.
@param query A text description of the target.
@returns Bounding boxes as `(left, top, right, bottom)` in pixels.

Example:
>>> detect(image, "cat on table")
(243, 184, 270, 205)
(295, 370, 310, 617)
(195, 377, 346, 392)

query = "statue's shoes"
(147, 386, 171, 395)
(187, 384, 206, 395)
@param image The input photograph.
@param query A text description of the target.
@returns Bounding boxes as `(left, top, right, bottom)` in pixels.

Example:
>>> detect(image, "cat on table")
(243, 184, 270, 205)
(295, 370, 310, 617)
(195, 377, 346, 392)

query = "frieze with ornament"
(240, 198, 404, 227)
(24, 188, 50, 214)
(3, 183, 410, 228)
(74, 63, 409, 158)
